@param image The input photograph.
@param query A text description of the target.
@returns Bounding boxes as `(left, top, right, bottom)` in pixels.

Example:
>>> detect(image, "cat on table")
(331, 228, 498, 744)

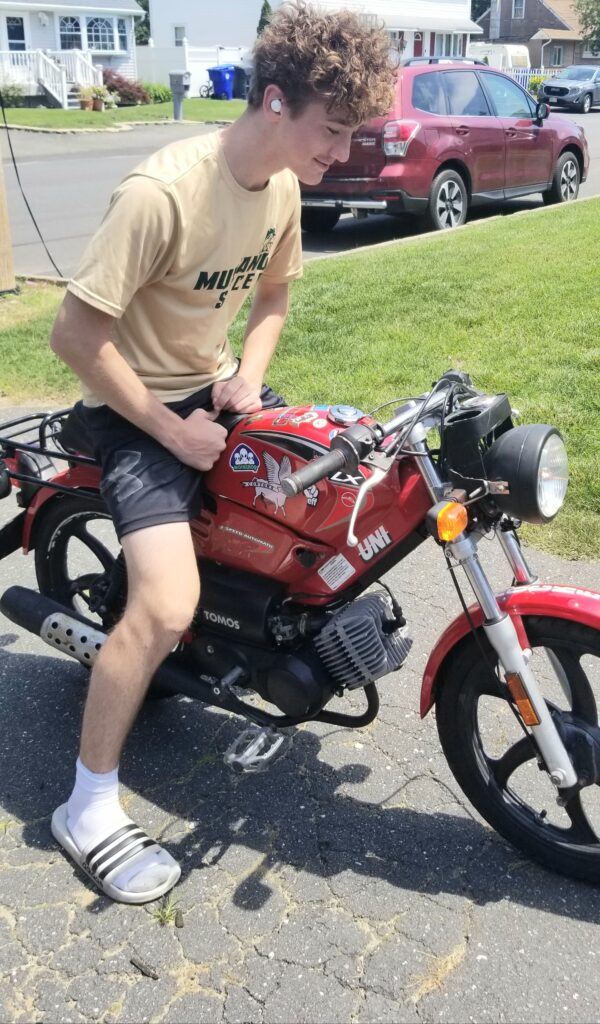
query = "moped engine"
(313, 592, 412, 689)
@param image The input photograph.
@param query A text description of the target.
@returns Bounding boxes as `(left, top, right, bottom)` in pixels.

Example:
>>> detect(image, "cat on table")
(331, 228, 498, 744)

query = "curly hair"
(248, 1, 396, 124)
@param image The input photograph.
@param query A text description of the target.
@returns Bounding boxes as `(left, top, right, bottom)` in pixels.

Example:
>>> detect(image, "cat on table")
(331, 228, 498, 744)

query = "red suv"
(301, 62, 589, 232)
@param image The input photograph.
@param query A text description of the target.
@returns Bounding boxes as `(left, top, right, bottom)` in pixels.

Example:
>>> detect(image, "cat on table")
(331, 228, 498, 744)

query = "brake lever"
(347, 468, 385, 547)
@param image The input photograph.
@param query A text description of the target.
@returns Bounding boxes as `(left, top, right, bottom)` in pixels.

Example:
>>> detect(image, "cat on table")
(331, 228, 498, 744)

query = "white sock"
(66, 758, 176, 894)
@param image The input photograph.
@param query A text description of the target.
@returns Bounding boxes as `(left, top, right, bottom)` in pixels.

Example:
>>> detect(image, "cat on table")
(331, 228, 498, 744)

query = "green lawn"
(1, 199, 599, 559)
(1, 98, 246, 129)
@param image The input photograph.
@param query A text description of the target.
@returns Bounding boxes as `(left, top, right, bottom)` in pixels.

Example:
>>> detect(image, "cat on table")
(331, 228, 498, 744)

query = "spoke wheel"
(34, 495, 121, 626)
(426, 169, 468, 231)
(436, 616, 600, 881)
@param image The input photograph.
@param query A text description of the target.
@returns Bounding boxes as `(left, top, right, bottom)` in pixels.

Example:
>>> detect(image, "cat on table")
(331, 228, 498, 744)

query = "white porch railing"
(47, 49, 102, 88)
(36, 50, 68, 107)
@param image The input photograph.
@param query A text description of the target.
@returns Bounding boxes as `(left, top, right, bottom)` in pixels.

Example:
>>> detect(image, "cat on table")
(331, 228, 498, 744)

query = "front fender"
(421, 584, 600, 718)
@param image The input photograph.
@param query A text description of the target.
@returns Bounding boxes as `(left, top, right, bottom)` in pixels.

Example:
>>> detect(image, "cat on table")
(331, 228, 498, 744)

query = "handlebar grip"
(281, 448, 348, 496)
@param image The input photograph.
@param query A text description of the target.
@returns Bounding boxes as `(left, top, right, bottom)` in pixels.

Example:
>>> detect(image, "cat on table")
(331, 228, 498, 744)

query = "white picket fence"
(506, 67, 547, 91)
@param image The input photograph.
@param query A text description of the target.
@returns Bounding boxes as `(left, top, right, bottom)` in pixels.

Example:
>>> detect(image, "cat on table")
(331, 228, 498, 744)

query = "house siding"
(478, 0, 595, 66)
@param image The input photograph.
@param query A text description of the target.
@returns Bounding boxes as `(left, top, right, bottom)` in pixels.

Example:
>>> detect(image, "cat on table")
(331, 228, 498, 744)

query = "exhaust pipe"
(0, 585, 215, 702)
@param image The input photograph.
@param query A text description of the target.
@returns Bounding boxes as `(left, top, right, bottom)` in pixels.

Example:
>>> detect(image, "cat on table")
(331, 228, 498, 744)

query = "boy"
(49, 1, 395, 903)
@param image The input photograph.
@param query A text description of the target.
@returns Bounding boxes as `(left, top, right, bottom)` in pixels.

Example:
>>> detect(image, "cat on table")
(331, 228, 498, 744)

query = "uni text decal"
(357, 526, 392, 562)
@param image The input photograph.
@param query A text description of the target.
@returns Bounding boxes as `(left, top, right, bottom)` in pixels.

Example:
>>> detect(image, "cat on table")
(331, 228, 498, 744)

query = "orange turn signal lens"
(436, 501, 468, 542)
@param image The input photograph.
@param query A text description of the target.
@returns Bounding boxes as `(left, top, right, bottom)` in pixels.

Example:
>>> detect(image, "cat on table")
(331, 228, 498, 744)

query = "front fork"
(411, 440, 578, 789)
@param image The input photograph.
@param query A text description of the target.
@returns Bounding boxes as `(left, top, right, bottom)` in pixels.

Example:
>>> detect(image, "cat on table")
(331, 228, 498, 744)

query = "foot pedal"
(223, 725, 292, 773)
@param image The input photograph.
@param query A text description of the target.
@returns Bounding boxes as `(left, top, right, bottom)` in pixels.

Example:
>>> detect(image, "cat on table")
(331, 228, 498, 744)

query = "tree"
(574, 0, 600, 51)
(135, 0, 150, 46)
(257, 0, 273, 36)
(471, 0, 489, 21)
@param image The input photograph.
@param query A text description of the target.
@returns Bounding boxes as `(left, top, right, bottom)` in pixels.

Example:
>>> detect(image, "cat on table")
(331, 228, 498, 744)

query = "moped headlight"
(483, 425, 568, 525)
(537, 432, 569, 518)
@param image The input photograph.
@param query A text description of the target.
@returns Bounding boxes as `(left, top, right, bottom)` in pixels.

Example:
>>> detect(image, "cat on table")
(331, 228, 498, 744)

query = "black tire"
(34, 494, 118, 625)
(300, 207, 341, 234)
(33, 494, 173, 700)
(425, 169, 468, 230)
(436, 616, 600, 882)
(542, 151, 580, 205)
(580, 93, 592, 114)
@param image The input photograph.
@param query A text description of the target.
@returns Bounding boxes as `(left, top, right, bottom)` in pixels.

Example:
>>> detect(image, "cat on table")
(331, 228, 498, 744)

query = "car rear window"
(412, 72, 446, 114)
(443, 71, 490, 116)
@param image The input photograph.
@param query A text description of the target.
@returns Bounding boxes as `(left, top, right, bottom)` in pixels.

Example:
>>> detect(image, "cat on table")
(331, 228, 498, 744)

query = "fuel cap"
(328, 404, 365, 426)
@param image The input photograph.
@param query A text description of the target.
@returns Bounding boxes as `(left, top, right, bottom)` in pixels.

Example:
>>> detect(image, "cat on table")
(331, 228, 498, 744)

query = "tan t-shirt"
(68, 130, 303, 406)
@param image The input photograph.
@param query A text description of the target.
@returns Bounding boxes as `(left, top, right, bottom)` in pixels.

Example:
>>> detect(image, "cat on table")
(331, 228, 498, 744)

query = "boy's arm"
(212, 278, 290, 414)
(51, 292, 227, 471)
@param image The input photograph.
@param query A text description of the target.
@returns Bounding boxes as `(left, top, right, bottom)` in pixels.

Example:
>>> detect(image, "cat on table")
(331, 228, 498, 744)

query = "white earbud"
(270, 97, 282, 113)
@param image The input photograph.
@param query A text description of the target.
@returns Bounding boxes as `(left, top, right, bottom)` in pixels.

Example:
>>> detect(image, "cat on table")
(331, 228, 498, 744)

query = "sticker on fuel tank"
(229, 444, 260, 472)
(318, 554, 356, 590)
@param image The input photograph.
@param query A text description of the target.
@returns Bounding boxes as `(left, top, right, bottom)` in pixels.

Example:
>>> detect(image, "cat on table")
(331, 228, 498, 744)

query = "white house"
(142, 0, 482, 97)
(0, 0, 144, 107)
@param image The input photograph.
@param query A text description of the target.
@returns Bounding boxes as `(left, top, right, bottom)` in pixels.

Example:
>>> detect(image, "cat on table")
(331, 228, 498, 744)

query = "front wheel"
(542, 151, 580, 205)
(425, 169, 468, 230)
(436, 616, 600, 882)
(580, 93, 592, 114)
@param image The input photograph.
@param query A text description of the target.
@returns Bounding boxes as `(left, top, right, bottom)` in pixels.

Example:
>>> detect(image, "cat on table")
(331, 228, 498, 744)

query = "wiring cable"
(0, 89, 64, 278)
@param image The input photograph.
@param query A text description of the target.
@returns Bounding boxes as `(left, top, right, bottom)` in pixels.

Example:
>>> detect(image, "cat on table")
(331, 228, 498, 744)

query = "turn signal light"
(436, 501, 468, 542)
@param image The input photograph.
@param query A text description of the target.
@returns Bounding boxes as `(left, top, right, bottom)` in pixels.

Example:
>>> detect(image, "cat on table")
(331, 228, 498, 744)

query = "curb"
(0, 118, 233, 134)
(16, 273, 68, 286)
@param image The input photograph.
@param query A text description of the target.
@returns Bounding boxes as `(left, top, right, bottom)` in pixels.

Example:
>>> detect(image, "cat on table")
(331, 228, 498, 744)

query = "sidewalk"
(1, 431, 600, 1022)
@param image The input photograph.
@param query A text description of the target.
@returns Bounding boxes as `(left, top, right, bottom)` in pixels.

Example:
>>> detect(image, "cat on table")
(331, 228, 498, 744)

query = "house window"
(7, 16, 26, 51)
(174, 25, 186, 47)
(117, 18, 128, 51)
(434, 33, 464, 57)
(60, 16, 82, 50)
(551, 45, 563, 65)
(86, 17, 115, 51)
(512, 0, 525, 18)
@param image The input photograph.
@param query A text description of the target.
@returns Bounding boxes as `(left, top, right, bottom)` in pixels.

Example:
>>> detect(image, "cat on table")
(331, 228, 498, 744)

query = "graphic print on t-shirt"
(194, 228, 278, 309)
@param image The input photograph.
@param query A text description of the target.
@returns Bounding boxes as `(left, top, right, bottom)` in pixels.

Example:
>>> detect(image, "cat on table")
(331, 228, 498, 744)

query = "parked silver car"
(538, 65, 600, 113)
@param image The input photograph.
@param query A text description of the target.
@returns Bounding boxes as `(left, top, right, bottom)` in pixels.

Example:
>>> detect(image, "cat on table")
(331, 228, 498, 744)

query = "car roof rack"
(401, 57, 488, 66)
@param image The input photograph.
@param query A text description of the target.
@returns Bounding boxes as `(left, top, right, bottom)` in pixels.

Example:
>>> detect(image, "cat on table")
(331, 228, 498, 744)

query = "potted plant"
(91, 85, 109, 112)
(79, 85, 94, 110)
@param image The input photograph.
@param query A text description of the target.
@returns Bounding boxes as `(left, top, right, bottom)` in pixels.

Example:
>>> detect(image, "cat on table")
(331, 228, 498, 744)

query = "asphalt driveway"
(1, 405, 600, 1023)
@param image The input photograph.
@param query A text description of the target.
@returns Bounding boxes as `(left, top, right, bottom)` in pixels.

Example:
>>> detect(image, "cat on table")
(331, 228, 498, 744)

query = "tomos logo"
(202, 610, 241, 630)
(357, 526, 392, 562)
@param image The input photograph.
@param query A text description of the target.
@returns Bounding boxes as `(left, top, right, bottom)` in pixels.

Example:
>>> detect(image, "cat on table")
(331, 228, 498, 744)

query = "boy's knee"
(127, 585, 200, 641)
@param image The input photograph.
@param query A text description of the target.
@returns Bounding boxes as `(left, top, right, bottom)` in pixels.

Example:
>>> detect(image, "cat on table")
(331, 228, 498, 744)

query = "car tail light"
(383, 120, 420, 157)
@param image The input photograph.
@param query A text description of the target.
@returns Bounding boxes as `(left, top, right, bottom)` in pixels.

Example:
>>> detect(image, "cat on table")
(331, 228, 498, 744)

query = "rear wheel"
(300, 207, 341, 233)
(542, 151, 580, 205)
(436, 616, 600, 881)
(425, 169, 468, 230)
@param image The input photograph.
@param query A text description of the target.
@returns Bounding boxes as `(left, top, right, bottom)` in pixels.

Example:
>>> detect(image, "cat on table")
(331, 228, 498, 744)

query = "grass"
(1, 198, 599, 558)
(0, 98, 246, 129)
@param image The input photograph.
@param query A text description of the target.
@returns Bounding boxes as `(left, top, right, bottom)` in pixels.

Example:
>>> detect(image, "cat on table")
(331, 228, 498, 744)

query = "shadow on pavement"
(2, 634, 600, 926)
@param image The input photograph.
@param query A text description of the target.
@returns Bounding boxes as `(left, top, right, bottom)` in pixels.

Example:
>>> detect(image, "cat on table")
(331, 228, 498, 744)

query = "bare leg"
(80, 521, 200, 772)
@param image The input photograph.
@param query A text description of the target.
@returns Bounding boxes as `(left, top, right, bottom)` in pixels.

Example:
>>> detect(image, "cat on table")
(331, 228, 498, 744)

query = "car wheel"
(300, 208, 341, 233)
(580, 93, 592, 114)
(542, 151, 580, 206)
(425, 170, 468, 230)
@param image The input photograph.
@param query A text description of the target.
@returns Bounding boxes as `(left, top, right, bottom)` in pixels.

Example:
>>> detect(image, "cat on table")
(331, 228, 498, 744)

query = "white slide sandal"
(51, 803, 181, 904)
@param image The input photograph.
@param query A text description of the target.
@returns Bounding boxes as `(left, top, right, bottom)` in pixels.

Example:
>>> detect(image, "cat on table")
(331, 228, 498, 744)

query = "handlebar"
(281, 447, 348, 496)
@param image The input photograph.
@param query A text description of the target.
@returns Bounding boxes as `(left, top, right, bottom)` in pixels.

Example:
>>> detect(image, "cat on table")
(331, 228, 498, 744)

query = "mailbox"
(169, 70, 191, 119)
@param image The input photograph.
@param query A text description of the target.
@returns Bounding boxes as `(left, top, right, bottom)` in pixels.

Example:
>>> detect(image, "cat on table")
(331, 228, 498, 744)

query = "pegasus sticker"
(242, 452, 319, 515)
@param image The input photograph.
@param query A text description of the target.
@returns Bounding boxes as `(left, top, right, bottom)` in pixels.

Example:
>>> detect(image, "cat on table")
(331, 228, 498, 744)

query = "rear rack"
(0, 409, 98, 501)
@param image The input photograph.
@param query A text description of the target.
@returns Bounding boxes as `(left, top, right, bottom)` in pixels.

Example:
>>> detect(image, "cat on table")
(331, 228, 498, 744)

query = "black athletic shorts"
(79, 380, 286, 541)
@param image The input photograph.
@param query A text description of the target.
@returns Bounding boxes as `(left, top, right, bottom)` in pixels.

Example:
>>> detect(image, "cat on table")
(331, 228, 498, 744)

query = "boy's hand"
(212, 375, 262, 415)
(171, 408, 228, 471)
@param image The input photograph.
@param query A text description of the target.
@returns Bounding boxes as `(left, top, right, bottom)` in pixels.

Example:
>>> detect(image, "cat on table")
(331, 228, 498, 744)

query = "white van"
(466, 42, 531, 69)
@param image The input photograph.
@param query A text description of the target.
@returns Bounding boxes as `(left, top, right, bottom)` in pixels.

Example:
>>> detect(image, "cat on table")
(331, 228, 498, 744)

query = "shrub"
(141, 81, 173, 103)
(102, 69, 150, 105)
(0, 81, 25, 107)
(528, 75, 544, 99)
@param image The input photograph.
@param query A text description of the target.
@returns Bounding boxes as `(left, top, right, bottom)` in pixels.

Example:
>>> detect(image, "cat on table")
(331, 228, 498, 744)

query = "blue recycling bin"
(207, 65, 235, 100)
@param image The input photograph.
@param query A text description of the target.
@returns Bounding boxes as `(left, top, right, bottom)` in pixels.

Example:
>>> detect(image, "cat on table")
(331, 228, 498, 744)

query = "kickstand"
(223, 724, 293, 773)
